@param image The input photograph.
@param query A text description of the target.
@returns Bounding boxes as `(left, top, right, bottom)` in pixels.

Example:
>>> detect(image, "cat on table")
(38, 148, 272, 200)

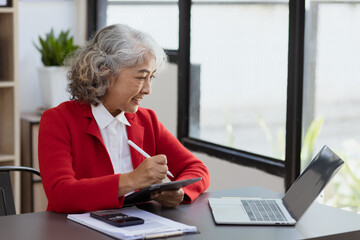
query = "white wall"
(17, 2, 284, 193)
(196, 152, 284, 192)
(141, 63, 178, 136)
(18, 0, 85, 113)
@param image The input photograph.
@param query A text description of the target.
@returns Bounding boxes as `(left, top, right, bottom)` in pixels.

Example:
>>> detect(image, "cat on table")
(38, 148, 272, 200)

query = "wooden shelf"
(0, 0, 19, 211)
(0, 154, 15, 162)
(0, 81, 15, 87)
(0, 8, 14, 13)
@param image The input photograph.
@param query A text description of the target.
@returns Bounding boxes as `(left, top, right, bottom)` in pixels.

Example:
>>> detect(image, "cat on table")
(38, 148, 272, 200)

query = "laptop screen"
(282, 145, 344, 221)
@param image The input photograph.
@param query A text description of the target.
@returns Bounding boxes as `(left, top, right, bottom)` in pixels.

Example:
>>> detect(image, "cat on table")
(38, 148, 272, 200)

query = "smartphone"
(90, 209, 144, 227)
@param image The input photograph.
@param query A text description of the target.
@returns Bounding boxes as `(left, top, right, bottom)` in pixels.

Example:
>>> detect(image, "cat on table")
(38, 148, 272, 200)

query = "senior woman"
(38, 24, 210, 213)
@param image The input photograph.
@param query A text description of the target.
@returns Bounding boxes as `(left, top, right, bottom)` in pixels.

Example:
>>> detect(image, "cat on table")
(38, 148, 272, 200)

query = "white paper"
(68, 207, 197, 240)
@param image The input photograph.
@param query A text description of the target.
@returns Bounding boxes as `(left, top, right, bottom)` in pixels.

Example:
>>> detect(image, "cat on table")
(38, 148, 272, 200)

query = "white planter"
(38, 66, 70, 109)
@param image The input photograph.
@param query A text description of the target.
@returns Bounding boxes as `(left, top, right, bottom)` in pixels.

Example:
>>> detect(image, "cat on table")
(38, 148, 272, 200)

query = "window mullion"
(177, 0, 191, 139)
(285, 0, 305, 190)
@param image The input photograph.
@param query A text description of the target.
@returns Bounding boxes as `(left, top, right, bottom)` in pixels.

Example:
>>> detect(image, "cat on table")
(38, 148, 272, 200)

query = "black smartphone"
(90, 209, 144, 227)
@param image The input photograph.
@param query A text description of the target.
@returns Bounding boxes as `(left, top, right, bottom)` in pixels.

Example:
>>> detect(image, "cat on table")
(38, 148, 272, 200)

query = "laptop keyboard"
(241, 199, 287, 222)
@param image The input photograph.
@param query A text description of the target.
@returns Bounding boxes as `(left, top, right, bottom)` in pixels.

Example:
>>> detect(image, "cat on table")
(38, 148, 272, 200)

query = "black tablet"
(123, 177, 202, 205)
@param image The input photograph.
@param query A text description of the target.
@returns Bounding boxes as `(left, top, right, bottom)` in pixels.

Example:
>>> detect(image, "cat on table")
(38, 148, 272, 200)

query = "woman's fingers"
(151, 189, 185, 208)
(130, 154, 168, 189)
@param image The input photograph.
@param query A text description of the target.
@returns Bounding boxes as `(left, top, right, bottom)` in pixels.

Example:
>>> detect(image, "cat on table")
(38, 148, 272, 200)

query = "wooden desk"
(1, 187, 360, 240)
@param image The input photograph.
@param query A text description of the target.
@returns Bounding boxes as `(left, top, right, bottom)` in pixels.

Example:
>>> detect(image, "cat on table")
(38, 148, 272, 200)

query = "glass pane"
(302, 1, 360, 212)
(189, 1, 289, 160)
(106, 1, 179, 49)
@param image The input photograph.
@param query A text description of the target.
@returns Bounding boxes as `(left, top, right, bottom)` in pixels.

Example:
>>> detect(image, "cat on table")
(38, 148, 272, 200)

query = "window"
(302, 1, 360, 212)
(177, 0, 297, 177)
(178, 0, 360, 212)
(189, 1, 289, 160)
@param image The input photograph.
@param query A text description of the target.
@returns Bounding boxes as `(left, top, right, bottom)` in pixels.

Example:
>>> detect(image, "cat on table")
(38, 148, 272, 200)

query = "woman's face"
(103, 54, 157, 116)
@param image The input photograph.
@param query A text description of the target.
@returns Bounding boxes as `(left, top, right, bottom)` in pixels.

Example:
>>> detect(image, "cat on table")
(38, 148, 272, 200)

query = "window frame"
(89, 0, 305, 190)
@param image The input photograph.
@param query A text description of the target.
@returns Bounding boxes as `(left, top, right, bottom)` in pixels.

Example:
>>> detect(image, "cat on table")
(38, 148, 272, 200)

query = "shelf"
(0, 154, 15, 162)
(0, 81, 15, 87)
(0, 0, 19, 212)
(0, 8, 14, 13)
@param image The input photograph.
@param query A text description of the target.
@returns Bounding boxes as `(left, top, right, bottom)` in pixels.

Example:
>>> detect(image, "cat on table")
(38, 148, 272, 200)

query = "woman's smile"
(131, 96, 143, 105)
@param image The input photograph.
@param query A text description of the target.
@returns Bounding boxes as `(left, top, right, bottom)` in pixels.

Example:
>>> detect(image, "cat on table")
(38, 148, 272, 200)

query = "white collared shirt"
(91, 103, 134, 174)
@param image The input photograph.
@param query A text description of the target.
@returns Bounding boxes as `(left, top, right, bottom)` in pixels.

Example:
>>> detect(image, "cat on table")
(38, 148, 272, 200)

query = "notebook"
(124, 177, 202, 206)
(208, 145, 344, 225)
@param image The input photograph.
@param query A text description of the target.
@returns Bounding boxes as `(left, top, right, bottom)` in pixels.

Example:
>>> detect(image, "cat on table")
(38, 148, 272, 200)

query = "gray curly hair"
(66, 24, 167, 105)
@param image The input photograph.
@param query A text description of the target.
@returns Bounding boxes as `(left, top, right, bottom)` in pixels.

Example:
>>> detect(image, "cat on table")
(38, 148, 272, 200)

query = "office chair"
(0, 166, 41, 216)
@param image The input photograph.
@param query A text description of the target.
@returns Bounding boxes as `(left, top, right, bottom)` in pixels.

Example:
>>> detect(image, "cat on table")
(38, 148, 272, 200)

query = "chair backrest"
(0, 166, 41, 216)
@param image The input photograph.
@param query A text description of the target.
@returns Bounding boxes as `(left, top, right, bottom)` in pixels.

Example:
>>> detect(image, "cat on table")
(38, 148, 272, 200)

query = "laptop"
(208, 145, 344, 225)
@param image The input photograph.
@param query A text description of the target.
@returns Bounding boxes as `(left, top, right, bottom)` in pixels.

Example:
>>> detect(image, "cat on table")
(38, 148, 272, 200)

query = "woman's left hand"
(151, 188, 184, 208)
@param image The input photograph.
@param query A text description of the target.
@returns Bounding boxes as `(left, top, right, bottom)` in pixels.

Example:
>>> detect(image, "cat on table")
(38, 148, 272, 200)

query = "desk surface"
(1, 187, 360, 240)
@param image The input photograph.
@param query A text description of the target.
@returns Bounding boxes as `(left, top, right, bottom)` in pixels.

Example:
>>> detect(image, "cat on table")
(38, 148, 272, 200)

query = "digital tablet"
(123, 177, 202, 205)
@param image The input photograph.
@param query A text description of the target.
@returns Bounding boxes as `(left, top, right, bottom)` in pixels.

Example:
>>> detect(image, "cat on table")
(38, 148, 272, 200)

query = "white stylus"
(128, 140, 175, 178)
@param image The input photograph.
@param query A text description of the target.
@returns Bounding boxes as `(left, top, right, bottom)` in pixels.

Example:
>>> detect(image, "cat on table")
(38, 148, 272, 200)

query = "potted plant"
(34, 29, 79, 109)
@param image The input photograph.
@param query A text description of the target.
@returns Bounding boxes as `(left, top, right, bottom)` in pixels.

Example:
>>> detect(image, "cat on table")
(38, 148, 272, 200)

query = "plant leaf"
(34, 28, 79, 66)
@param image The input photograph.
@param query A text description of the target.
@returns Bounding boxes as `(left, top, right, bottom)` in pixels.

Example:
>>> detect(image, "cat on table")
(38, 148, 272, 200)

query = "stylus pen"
(128, 140, 175, 178)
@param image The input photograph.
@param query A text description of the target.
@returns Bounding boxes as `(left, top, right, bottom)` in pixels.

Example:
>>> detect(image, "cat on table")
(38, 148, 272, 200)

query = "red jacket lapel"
(126, 113, 145, 169)
(81, 103, 105, 146)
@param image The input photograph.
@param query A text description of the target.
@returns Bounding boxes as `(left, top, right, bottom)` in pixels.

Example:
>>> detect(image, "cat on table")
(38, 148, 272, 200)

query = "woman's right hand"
(118, 155, 168, 197)
(130, 154, 168, 188)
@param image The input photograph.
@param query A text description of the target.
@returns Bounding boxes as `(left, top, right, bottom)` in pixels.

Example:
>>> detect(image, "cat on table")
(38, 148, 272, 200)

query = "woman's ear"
(99, 65, 108, 72)
(108, 74, 116, 87)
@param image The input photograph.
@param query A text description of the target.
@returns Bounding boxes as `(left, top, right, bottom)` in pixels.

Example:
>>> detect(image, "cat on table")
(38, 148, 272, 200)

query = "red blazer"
(38, 101, 210, 213)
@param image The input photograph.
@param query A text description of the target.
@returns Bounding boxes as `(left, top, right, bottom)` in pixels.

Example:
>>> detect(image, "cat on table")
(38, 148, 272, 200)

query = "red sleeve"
(146, 110, 210, 203)
(38, 106, 124, 213)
